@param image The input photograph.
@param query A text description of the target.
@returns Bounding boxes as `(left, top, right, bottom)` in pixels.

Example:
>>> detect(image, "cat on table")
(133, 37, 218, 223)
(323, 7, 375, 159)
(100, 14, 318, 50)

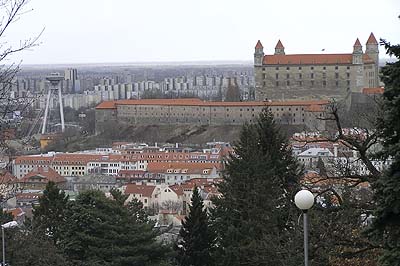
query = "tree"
(176, 186, 214, 266)
(0, 0, 42, 155)
(211, 109, 302, 266)
(224, 78, 241, 102)
(33, 181, 69, 244)
(368, 39, 400, 266)
(59, 190, 168, 266)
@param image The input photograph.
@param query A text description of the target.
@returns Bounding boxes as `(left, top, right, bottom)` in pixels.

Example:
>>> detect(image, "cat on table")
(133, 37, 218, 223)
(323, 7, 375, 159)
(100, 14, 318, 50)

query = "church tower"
(274, 40, 285, 55)
(254, 40, 264, 66)
(365, 32, 379, 86)
(352, 38, 363, 65)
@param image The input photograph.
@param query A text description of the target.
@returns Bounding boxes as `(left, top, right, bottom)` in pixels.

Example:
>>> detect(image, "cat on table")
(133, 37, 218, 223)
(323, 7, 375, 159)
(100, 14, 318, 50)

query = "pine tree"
(59, 190, 168, 266)
(369, 39, 400, 266)
(177, 186, 214, 266)
(33, 181, 69, 243)
(211, 109, 302, 266)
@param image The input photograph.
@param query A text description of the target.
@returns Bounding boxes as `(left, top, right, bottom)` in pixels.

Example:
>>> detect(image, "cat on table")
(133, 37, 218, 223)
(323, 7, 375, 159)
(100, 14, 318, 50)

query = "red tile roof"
(354, 38, 362, 46)
(255, 40, 263, 49)
(366, 33, 378, 44)
(263, 54, 374, 65)
(362, 87, 384, 94)
(20, 167, 66, 184)
(0, 171, 17, 183)
(125, 184, 156, 197)
(147, 162, 221, 174)
(275, 40, 284, 49)
(7, 208, 25, 219)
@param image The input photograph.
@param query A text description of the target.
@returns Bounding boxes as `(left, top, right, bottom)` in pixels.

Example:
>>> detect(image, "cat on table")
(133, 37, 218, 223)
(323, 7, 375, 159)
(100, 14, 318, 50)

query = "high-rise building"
(254, 33, 380, 101)
(64, 68, 78, 93)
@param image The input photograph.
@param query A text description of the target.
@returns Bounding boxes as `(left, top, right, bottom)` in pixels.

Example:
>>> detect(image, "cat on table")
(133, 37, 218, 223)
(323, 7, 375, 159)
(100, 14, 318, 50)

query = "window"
(275, 67, 279, 70)
(262, 67, 266, 71)
(286, 66, 290, 70)
(323, 80, 326, 87)
(276, 73, 279, 79)
(298, 66, 302, 70)
(311, 80, 314, 86)
(286, 73, 290, 79)
(335, 73, 339, 79)
(347, 66, 350, 70)
(322, 73, 326, 78)
(286, 80, 290, 86)
(346, 73, 350, 78)
(323, 66, 326, 70)
(299, 73, 302, 79)
(335, 81, 339, 87)
(347, 80, 350, 86)
(310, 73, 314, 79)
(299, 81, 303, 86)
(311, 66, 314, 70)
(276, 81, 279, 87)
(335, 66, 339, 70)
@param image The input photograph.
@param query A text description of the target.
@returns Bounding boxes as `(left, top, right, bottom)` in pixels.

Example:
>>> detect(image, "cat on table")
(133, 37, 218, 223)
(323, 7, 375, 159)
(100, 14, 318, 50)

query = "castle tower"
(274, 40, 285, 55)
(352, 38, 363, 65)
(365, 32, 379, 86)
(254, 40, 264, 66)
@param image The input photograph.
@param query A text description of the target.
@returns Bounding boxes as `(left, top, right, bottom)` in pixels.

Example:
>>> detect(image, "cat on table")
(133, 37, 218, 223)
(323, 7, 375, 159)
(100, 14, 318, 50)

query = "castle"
(254, 33, 380, 101)
(95, 98, 328, 133)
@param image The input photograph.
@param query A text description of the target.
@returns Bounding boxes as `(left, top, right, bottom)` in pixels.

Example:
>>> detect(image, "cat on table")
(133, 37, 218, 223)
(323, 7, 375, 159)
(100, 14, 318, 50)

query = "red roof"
(7, 208, 25, 219)
(0, 171, 17, 183)
(362, 87, 384, 95)
(275, 40, 284, 49)
(124, 184, 156, 197)
(20, 167, 66, 184)
(255, 40, 263, 49)
(366, 33, 378, 44)
(354, 38, 362, 47)
(263, 54, 374, 65)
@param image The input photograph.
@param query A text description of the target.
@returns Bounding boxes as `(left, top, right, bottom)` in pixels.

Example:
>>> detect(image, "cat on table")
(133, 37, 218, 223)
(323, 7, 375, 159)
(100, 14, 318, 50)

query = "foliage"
(368, 39, 400, 266)
(211, 109, 302, 266)
(176, 186, 214, 266)
(59, 190, 168, 266)
(33, 181, 69, 244)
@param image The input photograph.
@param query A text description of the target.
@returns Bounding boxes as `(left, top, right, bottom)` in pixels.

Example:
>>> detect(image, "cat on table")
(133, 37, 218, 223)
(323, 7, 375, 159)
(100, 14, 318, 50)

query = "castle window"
(335, 73, 339, 79)
(347, 66, 350, 70)
(276, 73, 279, 79)
(336, 81, 339, 87)
(323, 66, 326, 70)
(286, 80, 290, 86)
(275, 67, 279, 70)
(299, 73, 302, 79)
(347, 73, 350, 78)
(298, 66, 302, 70)
(263, 68, 266, 71)
(311, 66, 314, 70)
(323, 81, 327, 87)
(322, 73, 326, 79)
(276, 81, 279, 87)
(335, 66, 339, 70)
(286, 67, 290, 70)
(310, 73, 314, 79)
(286, 73, 290, 79)
(299, 81, 303, 86)
(347, 80, 350, 86)
(263, 74, 266, 79)
(311, 80, 315, 86)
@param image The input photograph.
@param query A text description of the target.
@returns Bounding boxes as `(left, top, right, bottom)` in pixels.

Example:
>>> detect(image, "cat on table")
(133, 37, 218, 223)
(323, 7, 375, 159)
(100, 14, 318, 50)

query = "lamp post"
(2, 221, 17, 266)
(294, 190, 314, 266)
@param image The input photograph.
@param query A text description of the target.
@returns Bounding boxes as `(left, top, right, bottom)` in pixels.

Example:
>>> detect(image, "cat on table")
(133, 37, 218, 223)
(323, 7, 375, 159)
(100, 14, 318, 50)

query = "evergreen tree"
(211, 109, 302, 266)
(176, 186, 214, 266)
(33, 181, 69, 243)
(369, 39, 400, 266)
(59, 190, 168, 266)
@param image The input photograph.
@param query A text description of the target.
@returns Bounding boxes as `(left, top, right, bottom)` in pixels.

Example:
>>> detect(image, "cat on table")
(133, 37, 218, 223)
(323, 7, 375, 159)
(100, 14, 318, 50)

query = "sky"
(4, 0, 400, 65)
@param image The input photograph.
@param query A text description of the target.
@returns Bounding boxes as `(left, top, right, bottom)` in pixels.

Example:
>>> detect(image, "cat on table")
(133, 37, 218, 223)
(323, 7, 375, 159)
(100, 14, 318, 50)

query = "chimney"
(333, 144, 338, 157)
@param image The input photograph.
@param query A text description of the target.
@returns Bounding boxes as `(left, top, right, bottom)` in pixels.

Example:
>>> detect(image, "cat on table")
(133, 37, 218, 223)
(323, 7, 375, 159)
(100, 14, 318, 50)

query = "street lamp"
(2, 221, 17, 266)
(294, 190, 314, 266)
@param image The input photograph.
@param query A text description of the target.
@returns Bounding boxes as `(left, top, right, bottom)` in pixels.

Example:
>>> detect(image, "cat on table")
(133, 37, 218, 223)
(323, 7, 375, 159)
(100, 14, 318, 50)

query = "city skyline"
(5, 0, 400, 65)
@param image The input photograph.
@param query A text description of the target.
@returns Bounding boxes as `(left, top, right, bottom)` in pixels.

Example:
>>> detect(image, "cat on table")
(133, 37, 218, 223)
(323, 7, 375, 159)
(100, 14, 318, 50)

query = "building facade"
(254, 33, 379, 101)
(95, 98, 328, 133)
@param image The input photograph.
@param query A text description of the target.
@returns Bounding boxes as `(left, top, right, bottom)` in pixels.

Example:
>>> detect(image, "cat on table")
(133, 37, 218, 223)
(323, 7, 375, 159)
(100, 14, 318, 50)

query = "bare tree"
(0, 0, 42, 155)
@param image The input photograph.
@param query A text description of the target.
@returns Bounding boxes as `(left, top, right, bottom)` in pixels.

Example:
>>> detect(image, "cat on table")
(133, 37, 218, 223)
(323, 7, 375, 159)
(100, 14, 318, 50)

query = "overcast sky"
(5, 0, 400, 65)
